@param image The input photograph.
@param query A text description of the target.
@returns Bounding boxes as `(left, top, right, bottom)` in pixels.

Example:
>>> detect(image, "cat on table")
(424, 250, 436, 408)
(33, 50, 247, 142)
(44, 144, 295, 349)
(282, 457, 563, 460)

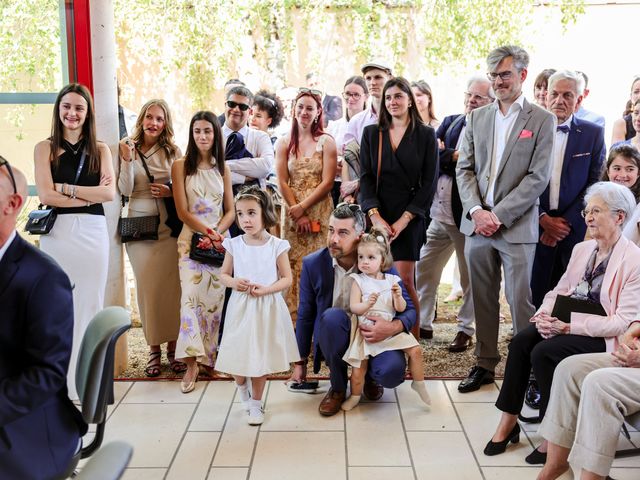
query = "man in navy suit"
(0, 160, 87, 479)
(531, 70, 606, 308)
(416, 76, 494, 352)
(291, 203, 416, 416)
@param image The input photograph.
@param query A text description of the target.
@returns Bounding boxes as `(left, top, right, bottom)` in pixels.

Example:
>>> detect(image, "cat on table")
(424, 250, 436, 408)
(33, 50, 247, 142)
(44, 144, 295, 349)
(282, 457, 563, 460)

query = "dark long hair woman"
(359, 76, 439, 337)
(34, 83, 116, 400)
(171, 110, 235, 393)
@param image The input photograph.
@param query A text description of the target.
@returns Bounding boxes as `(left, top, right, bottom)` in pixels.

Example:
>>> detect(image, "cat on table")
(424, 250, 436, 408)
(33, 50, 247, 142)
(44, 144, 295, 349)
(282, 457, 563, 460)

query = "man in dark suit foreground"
(291, 203, 416, 416)
(0, 159, 87, 480)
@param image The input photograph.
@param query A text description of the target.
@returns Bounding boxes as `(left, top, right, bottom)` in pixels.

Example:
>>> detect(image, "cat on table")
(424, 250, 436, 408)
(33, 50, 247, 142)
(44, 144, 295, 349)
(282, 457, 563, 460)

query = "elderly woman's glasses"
(580, 207, 621, 218)
(0, 156, 17, 195)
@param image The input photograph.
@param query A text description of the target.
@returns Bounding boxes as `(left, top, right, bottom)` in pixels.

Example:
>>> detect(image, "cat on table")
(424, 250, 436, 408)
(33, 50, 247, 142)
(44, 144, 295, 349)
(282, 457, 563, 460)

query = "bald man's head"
(0, 160, 28, 222)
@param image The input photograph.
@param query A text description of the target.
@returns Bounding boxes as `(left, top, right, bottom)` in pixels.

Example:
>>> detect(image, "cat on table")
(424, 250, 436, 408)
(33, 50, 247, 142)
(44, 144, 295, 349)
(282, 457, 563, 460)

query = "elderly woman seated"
(535, 321, 640, 480)
(483, 181, 640, 464)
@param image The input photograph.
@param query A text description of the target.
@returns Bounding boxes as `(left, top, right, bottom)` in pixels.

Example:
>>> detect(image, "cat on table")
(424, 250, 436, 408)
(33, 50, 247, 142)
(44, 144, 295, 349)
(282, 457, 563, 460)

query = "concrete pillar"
(90, 0, 128, 373)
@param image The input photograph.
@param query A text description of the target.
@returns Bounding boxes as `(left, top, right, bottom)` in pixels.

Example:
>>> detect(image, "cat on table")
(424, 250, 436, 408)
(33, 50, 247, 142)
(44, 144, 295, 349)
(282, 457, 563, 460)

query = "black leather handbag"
(118, 150, 160, 243)
(189, 232, 225, 266)
(25, 150, 86, 235)
(25, 205, 58, 235)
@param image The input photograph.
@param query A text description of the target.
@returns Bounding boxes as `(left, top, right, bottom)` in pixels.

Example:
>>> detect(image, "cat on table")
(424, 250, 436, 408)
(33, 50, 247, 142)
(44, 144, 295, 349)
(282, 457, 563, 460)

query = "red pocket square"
(518, 129, 533, 139)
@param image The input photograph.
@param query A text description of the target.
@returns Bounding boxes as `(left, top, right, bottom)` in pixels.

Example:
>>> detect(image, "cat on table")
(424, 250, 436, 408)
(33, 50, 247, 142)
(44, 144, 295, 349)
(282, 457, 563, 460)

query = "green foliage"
(0, 0, 62, 92)
(2, 0, 586, 115)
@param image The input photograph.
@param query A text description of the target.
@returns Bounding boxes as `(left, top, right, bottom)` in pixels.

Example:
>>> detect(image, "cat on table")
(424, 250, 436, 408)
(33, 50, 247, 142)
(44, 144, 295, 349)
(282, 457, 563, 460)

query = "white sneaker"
(248, 401, 264, 425)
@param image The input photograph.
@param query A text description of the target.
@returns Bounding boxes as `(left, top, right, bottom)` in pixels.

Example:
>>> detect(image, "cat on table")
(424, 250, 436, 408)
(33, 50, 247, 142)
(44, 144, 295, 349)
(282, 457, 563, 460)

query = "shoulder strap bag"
(25, 150, 86, 235)
(118, 148, 160, 243)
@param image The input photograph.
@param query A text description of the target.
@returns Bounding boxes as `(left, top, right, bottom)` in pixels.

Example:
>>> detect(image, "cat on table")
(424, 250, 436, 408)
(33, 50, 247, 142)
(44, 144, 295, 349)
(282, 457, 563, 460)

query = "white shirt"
(485, 93, 526, 208)
(0, 230, 16, 263)
(327, 117, 349, 155)
(332, 257, 356, 311)
(222, 124, 274, 186)
(549, 116, 572, 211)
(343, 106, 378, 147)
(431, 119, 468, 225)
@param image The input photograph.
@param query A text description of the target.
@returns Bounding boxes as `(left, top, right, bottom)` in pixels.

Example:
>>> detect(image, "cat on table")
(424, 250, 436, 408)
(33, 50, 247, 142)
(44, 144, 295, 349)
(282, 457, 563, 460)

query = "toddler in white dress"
(216, 186, 300, 425)
(342, 228, 431, 410)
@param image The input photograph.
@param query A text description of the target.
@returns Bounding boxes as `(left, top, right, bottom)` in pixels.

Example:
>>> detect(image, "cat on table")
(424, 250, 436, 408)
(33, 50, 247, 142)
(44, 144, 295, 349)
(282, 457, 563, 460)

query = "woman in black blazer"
(360, 76, 439, 331)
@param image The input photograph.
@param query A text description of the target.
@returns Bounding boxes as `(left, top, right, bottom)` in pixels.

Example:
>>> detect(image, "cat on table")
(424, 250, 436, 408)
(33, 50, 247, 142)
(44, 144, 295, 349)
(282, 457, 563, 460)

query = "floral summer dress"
(283, 134, 333, 319)
(175, 165, 226, 367)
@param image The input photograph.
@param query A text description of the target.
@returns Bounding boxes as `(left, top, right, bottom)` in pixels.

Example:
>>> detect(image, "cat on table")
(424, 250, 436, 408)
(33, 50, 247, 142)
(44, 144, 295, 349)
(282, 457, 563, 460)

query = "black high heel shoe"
(483, 424, 521, 456)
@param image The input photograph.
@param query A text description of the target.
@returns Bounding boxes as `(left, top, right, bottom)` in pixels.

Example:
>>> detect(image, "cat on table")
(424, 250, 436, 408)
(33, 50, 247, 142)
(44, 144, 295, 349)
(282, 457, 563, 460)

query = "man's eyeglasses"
(298, 88, 322, 98)
(0, 155, 17, 195)
(342, 92, 362, 101)
(464, 92, 491, 102)
(487, 70, 514, 82)
(226, 100, 251, 111)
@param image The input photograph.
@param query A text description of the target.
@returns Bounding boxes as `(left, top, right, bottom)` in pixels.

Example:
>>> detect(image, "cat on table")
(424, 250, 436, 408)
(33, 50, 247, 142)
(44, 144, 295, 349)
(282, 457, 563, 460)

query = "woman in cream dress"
(118, 99, 183, 376)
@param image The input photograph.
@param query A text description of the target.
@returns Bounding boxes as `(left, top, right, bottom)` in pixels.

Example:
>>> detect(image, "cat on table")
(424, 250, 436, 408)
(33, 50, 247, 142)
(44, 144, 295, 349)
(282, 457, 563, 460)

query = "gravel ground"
(117, 285, 512, 380)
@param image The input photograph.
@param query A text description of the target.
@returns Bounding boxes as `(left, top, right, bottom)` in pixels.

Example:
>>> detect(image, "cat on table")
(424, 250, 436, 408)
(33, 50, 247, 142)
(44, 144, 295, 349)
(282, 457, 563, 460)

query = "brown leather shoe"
(448, 331, 473, 352)
(363, 379, 384, 401)
(318, 389, 346, 416)
(420, 328, 433, 339)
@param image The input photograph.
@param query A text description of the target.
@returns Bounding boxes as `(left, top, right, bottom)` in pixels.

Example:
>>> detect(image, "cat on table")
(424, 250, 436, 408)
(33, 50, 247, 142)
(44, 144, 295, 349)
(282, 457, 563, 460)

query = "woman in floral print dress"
(172, 111, 235, 393)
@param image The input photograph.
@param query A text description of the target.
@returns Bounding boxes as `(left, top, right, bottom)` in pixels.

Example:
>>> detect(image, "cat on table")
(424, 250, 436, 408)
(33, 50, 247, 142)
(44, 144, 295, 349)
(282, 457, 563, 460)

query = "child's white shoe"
(341, 394, 361, 411)
(411, 380, 431, 406)
(247, 399, 264, 425)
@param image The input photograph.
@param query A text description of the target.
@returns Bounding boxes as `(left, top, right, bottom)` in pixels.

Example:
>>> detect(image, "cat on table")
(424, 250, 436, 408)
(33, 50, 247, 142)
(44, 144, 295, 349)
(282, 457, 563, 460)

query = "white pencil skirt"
(40, 213, 109, 400)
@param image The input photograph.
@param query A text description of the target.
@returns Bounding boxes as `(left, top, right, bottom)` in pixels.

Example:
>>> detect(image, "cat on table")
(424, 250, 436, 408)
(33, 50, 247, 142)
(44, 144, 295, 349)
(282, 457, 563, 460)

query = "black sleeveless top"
(50, 140, 104, 215)
(624, 114, 636, 141)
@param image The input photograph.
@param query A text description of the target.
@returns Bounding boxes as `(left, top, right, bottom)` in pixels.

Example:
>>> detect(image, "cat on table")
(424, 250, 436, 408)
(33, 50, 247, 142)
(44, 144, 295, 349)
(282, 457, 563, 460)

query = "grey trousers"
(464, 231, 535, 370)
(416, 219, 475, 335)
(539, 352, 640, 477)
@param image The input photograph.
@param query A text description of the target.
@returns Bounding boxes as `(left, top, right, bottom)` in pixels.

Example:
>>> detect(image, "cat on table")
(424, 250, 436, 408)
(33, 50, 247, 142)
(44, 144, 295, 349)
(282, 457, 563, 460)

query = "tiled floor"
(92, 379, 640, 480)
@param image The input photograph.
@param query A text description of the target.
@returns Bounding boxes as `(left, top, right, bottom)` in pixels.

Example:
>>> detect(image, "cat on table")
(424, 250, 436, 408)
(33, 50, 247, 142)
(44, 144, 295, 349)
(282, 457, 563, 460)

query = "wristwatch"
(367, 208, 379, 218)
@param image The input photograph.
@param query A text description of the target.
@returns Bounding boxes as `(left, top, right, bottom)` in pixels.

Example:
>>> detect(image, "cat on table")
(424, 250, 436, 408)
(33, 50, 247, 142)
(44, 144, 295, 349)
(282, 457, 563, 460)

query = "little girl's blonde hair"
(358, 227, 394, 271)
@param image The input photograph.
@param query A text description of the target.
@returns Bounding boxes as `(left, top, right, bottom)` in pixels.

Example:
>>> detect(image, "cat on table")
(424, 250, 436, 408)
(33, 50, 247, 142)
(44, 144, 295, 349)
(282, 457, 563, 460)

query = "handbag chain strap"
(122, 146, 161, 216)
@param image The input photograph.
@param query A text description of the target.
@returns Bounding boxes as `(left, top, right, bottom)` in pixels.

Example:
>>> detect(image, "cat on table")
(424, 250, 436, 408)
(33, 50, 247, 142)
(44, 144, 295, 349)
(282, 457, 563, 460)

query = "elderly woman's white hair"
(584, 181, 637, 228)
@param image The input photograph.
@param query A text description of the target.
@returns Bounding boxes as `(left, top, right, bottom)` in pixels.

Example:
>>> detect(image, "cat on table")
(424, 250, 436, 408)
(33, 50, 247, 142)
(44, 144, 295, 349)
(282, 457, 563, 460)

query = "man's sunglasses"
(0, 155, 17, 195)
(226, 100, 251, 111)
(335, 202, 362, 212)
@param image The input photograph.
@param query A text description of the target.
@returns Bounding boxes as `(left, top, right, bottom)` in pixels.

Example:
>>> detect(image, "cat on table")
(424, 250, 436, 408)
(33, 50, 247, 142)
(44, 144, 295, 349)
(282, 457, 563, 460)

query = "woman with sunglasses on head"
(275, 88, 338, 320)
(411, 80, 439, 129)
(34, 83, 116, 400)
(359, 77, 439, 337)
(327, 76, 369, 205)
(118, 99, 185, 377)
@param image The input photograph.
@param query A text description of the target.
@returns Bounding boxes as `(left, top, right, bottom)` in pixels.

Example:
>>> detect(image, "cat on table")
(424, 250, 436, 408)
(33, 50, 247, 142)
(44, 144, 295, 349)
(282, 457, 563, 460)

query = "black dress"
(359, 123, 439, 261)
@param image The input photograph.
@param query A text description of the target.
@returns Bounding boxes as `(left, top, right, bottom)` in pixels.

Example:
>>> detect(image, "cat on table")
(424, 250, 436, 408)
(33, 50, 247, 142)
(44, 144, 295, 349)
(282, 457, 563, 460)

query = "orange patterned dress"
(283, 134, 333, 321)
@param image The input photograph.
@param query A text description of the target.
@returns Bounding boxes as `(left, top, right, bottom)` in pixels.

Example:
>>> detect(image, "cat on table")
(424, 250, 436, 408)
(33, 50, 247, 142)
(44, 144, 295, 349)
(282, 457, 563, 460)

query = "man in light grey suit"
(456, 45, 556, 393)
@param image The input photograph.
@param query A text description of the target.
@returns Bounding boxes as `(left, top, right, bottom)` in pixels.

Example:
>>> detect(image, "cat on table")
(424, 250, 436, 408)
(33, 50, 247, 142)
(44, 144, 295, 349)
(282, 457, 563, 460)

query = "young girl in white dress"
(342, 229, 431, 410)
(216, 186, 300, 425)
